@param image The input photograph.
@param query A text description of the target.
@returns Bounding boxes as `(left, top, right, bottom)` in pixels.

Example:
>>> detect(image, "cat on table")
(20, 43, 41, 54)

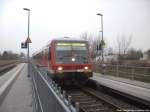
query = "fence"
(94, 64, 150, 83)
(30, 63, 79, 112)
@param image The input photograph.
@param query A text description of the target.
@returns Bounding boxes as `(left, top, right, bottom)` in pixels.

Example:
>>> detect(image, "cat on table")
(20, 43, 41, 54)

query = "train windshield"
(55, 42, 88, 64)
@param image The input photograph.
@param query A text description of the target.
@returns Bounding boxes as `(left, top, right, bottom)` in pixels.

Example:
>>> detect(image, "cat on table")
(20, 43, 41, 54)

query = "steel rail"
(65, 85, 120, 112)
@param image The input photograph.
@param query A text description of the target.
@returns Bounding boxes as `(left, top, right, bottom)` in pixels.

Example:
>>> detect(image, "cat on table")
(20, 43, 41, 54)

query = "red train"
(33, 38, 93, 81)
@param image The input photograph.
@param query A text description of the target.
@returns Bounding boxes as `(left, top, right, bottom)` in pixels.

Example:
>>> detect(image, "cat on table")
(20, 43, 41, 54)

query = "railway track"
(63, 85, 119, 112)
(39, 66, 150, 112)
(0, 62, 18, 76)
(61, 83, 149, 112)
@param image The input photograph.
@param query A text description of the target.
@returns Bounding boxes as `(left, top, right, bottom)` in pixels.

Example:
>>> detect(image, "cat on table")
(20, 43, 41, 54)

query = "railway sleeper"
(83, 107, 109, 112)
(73, 97, 96, 102)
(82, 103, 103, 108)
(72, 96, 93, 100)
(77, 100, 97, 105)
(68, 92, 85, 96)
(83, 104, 107, 110)
(70, 94, 88, 98)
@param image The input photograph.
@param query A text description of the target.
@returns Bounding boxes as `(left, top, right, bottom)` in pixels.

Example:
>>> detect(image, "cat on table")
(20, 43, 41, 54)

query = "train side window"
(48, 47, 51, 61)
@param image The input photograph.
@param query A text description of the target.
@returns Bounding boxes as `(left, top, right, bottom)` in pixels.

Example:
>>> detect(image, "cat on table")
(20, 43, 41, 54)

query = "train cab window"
(55, 42, 88, 64)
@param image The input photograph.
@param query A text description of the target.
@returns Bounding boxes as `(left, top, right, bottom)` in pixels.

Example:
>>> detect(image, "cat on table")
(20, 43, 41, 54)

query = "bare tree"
(2, 51, 19, 60)
(147, 49, 150, 59)
(80, 32, 96, 46)
(107, 47, 113, 55)
(80, 32, 99, 58)
(126, 48, 143, 60)
(122, 35, 132, 55)
(81, 32, 88, 41)
(117, 34, 132, 56)
(117, 35, 122, 56)
(20, 52, 25, 57)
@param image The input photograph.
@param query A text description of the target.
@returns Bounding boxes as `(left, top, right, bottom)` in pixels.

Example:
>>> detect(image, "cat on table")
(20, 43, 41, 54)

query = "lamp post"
(97, 13, 104, 63)
(23, 8, 31, 77)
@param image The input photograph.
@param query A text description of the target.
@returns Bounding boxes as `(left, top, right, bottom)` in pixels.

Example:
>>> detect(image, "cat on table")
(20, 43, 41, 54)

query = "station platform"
(0, 64, 21, 88)
(92, 73, 150, 103)
(0, 64, 32, 112)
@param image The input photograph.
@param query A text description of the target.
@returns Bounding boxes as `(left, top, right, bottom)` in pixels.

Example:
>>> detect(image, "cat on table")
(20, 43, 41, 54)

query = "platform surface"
(92, 73, 150, 102)
(0, 64, 20, 88)
(0, 64, 32, 112)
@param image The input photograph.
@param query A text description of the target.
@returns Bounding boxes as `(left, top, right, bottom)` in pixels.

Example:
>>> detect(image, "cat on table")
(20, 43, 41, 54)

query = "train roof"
(52, 37, 86, 41)
(33, 37, 87, 56)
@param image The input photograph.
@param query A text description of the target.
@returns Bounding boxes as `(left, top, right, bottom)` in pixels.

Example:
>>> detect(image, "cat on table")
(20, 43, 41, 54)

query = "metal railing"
(30, 63, 79, 112)
(94, 64, 150, 83)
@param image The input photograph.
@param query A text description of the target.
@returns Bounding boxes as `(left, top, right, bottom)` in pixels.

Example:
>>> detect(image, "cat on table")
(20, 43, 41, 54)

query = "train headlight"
(72, 58, 75, 62)
(57, 66, 63, 71)
(84, 66, 88, 70)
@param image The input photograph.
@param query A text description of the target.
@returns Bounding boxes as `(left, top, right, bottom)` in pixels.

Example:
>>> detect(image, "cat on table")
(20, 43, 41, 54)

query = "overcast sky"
(0, 0, 150, 55)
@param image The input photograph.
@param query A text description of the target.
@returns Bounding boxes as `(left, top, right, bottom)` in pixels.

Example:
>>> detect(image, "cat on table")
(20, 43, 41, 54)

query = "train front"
(52, 40, 93, 80)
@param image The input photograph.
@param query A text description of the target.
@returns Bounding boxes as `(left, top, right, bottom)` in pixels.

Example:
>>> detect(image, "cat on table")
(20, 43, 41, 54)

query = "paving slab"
(0, 64, 21, 88)
(0, 64, 32, 112)
(93, 72, 150, 89)
(92, 73, 150, 102)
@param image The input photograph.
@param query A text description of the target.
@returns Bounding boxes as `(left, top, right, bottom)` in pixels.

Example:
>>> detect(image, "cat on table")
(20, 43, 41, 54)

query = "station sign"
(26, 37, 32, 43)
(21, 42, 27, 48)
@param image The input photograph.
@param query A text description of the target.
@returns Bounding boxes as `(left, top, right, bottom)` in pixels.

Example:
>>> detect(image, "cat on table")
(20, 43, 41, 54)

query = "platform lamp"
(97, 13, 104, 63)
(23, 8, 32, 77)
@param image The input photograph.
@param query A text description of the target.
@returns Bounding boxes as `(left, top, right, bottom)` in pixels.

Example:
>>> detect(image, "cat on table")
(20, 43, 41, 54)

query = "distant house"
(95, 54, 118, 63)
(140, 52, 149, 60)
